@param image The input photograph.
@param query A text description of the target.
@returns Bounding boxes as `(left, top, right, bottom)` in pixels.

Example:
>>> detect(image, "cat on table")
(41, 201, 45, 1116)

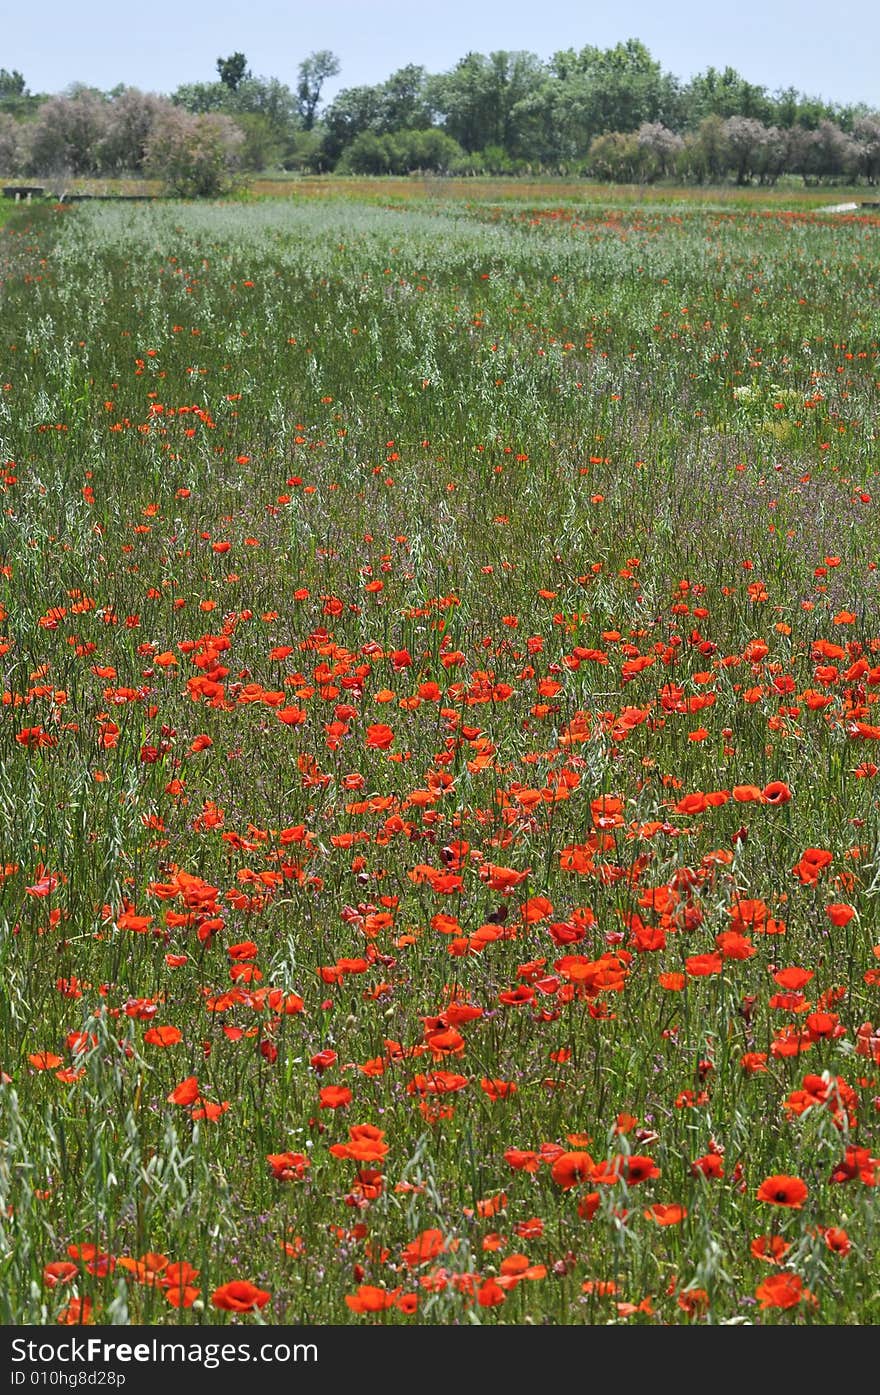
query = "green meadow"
(1, 191, 879, 1324)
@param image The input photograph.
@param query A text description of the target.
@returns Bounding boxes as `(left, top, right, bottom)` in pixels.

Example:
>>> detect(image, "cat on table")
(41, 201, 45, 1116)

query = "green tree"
(771, 86, 830, 130)
(587, 129, 641, 181)
(0, 67, 39, 118)
(297, 50, 340, 130)
(378, 65, 432, 133)
(235, 113, 284, 170)
(233, 76, 299, 142)
(683, 66, 773, 127)
(321, 84, 384, 162)
(429, 50, 544, 155)
(340, 126, 463, 174)
(217, 53, 249, 92)
(562, 40, 667, 135)
(172, 81, 230, 114)
(0, 68, 26, 97)
(680, 114, 730, 183)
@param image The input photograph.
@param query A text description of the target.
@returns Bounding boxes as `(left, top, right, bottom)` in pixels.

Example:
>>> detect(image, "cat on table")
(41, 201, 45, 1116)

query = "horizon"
(7, 0, 879, 112)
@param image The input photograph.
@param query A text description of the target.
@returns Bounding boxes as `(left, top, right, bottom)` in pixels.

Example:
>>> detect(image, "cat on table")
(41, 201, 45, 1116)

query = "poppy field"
(1, 194, 880, 1326)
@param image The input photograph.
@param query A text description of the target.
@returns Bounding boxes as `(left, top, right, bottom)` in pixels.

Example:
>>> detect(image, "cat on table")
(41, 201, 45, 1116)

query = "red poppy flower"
(345, 1284, 400, 1313)
(330, 1123, 389, 1163)
(715, 930, 756, 960)
(319, 1085, 352, 1109)
(577, 1191, 601, 1220)
(755, 1273, 808, 1310)
(773, 966, 813, 993)
(644, 1203, 687, 1225)
(477, 1278, 506, 1307)
(658, 972, 686, 991)
(167, 1075, 199, 1106)
(826, 903, 855, 927)
(211, 1280, 271, 1312)
(266, 1152, 310, 1181)
(830, 1145, 880, 1185)
(550, 1150, 594, 1189)
(310, 1049, 338, 1072)
(792, 848, 833, 884)
(762, 781, 791, 805)
(29, 1052, 63, 1071)
(591, 1154, 660, 1186)
(162, 1262, 200, 1287)
(740, 1051, 768, 1074)
(406, 1071, 468, 1095)
(480, 1078, 518, 1100)
(691, 1153, 724, 1179)
(43, 1261, 78, 1288)
(751, 1234, 791, 1264)
(504, 1148, 540, 1172)
(401, 1229, 446, 1269)
(143, 1025, 182, 1048)
(365, 723, 394, 750)
(165, 1285, 200, 1307)
(732, 785, 765, 803)
(685, 953, 723, 977)
(57, 1298, 93, 1325)
(756, 1174, 808, 1208)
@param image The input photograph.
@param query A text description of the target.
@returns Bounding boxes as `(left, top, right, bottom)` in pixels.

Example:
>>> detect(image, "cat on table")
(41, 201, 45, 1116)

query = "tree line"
(1, 40, 879, 194)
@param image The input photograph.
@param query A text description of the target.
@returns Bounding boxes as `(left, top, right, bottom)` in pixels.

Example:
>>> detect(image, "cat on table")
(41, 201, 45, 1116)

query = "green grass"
(0, 192, 879, 1326)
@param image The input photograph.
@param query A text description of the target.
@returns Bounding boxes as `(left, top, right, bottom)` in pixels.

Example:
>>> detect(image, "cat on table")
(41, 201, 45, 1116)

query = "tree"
(321, 84, 384, 162)
(811, 119, 859, 180)
(378, 65, 432, 133)
(681, 114, 730, 183)
(340, 126, 463, 175)
(98, 88, 170, 173)
(28, 88, 109, 176)
(233, 75, 298, 137)
(0, 68, 26, 98)
(283, 127, 326, 172)
(755, 125, 787, 184)
(340, 130, 390, 174)
(684, 66, 773, 127)
(297, 50, 340, 130)
(144, 108, 244, 196)
(722, 115, 770, 184)
(0, 112, 28, 173)
(429, 50, 545, 156)
(587, 130, 641, 181)
(217, 53, 249, 92)
(234, 113, 283, 170)
(853, 114, 880, 183)
(636, 122, 684, 179)
(554, 40, 666, 136)
(172, 82, 230, 114)
(772, 86, 829, 130)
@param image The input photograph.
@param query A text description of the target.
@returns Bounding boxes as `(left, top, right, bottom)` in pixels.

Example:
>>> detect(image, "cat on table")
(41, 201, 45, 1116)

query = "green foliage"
(296, 49, 340, 131)
(0, 67, 26, 97)
(4, 41, 880, 183)
(234, 112, 284, 171)
(339, 126, 464, 175)
(216, 52, 250, 92)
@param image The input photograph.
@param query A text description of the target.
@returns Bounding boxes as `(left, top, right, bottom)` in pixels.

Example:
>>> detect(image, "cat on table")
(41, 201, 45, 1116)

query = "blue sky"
(8, 0, 879, 108)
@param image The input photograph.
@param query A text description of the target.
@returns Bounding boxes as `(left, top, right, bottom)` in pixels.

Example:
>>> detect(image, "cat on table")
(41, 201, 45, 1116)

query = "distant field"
(2, 172, 878, 210)
(1, 192, 879, 1326)
(248, 175, 879, 210)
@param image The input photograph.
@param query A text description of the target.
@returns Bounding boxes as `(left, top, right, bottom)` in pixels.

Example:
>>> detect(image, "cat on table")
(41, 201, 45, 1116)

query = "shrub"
(144, 109, 244, 196)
